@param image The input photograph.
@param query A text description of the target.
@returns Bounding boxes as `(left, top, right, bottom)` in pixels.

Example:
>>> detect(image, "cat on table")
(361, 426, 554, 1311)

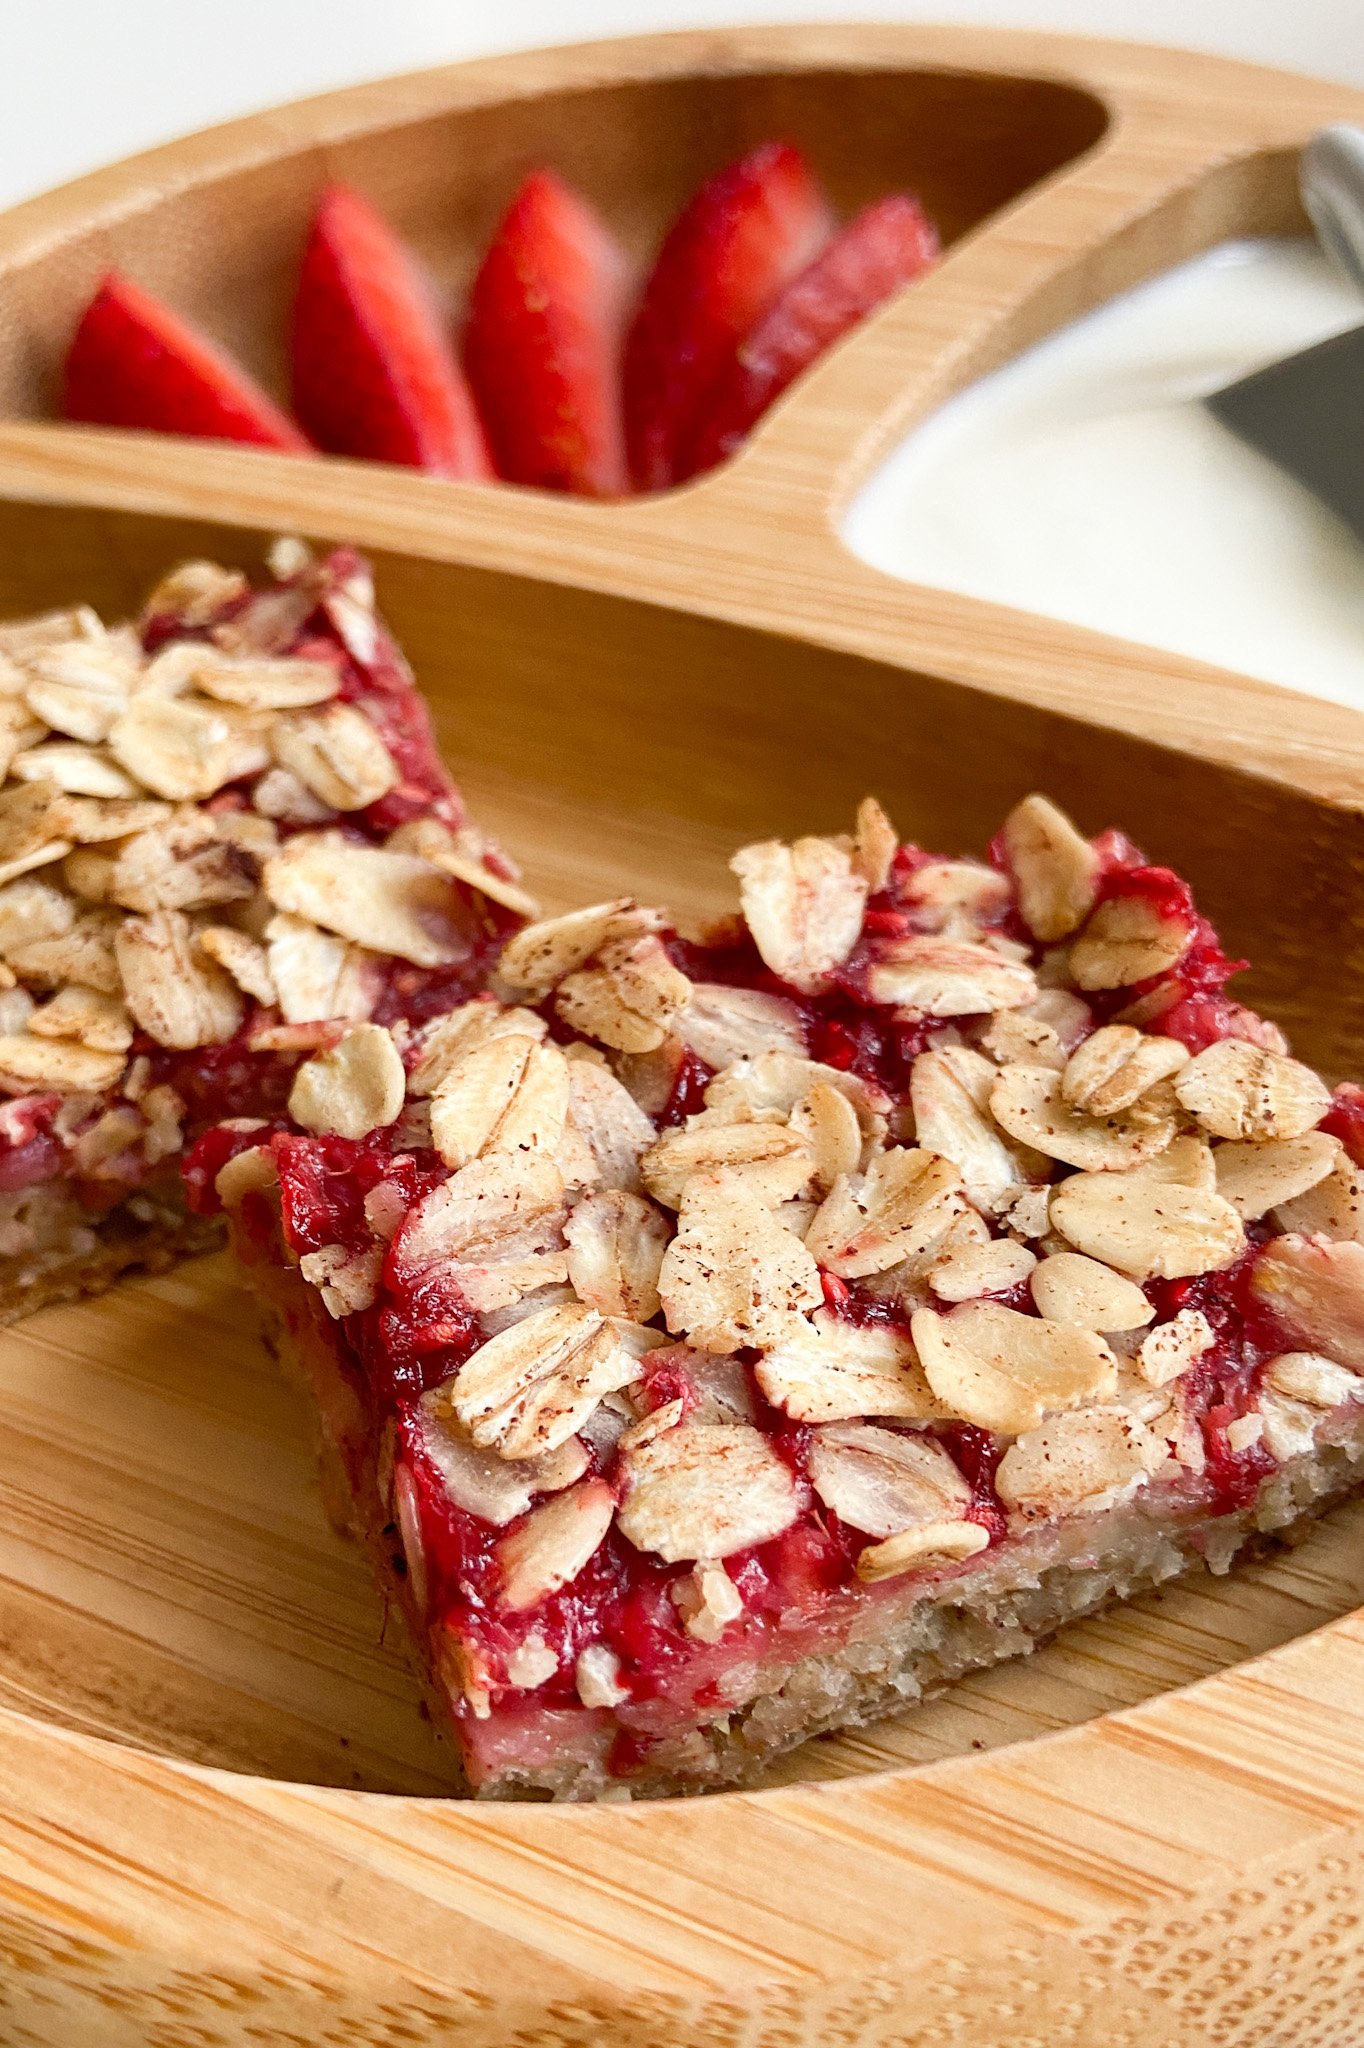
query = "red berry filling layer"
(200, 793, 1364, 1793)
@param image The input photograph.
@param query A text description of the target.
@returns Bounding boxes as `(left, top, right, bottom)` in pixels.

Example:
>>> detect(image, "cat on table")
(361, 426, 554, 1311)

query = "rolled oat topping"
(213, 786, 1364, 1791)
(0, 542, 522, 1291)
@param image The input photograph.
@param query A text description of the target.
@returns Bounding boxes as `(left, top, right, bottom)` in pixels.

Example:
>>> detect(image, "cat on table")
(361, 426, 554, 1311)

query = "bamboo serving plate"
(3, 24, 1364, 2046)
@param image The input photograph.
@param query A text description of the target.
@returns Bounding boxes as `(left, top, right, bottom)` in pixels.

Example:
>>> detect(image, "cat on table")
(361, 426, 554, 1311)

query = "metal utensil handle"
(1301, 126, 1364, 293)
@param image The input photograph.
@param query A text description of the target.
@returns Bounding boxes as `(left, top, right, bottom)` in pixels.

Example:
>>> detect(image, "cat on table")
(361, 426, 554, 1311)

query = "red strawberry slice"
(63, 272, 308, 449)
(623, 141, 834, 490)
(290, 184, 492, 477)
(680, 193, 940, 479)
(464, 169, 630, 497)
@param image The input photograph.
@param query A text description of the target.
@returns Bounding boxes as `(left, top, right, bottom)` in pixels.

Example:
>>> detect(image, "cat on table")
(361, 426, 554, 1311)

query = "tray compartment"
(0, 494, 1362, 1801)
(0, 63, 1105, 432)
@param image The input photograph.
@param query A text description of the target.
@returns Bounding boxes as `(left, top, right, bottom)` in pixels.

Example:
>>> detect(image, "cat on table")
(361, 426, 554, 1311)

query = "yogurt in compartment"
(843, 238, 1364, 709)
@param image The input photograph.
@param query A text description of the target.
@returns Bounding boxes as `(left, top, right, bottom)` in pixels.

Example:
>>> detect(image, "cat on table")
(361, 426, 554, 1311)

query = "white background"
(0, 1, 1360, 214)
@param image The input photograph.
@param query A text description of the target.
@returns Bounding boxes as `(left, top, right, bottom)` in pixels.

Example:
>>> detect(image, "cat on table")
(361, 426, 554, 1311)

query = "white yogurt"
(843, 238, 1364, 707)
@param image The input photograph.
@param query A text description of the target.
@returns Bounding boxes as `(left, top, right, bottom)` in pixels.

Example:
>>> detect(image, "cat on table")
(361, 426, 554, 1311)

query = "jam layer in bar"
(0, 542, 527, 1320)
(202, 793, 1364, 1798)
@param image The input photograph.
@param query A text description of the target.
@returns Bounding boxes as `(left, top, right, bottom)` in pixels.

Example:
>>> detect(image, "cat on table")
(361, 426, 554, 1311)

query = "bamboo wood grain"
(1, 25, 1364, 2046)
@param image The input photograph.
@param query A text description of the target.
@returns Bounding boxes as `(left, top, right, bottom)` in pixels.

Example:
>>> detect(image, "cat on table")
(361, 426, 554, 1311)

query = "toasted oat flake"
(991, 1062, 1174, 1172)
(902, 860, 1013, 939)
(0, 839, 73, 887)
(856, 1520, 989, 1580)
(394, 1152, 570, 1315)
(912, 1301, 1117, 1435)
(407, 999, 548, 1096)
(556, 933, 692, 1055)
(264, 831, 474, 968)
(215, 1142, 278, 1209)
(264, 913, 374, 1025)
(1061, 1026, 1189, 1117)
(705, 1051, 882, 1134)
(0, 605, 102, 660)
(1070, 893, 1193, 991)
(1029, 1251, 1154, 1332)
(417, 1404, 587, 1527)
(0, 702, 47, 782)
(790, 1081, 863, 1193)
(808, 1422, 970, 1539)
(618, 1420, 802, 1562)
(671, 1558, 745, 1643)
(1274, 1153, 1364, 1242)
(1001, 794, 1100, 943)
(496, 1477, 616, 1611)
(640, 1116, 813, 1210)
(429, 1034, 570, 1170)
(498, 898, 664, 1000)
(115, 909, 244, 1049)
(192, 656, 340, 711)
(0, 880, 82, 960)
(388, 816, 539, 920)
(1049, 1165, 1244, 1280)
(658, 1168, 822, 1353)
(910, 1045, 1029, 1215)
(23, 640, 136, 743)
(1005, 1184, 1054, 1241)
(108, 813, 257, 915)
(197, 925, 276, 1006)
(28, 984, 132, 1052)
(252, 765, 335, 825)
(853, 796, 898, 893)
(10, 741, 140, 799)
(108, 694, 270, 800)
(0, 1031, 125, 1094)
(1173, 1040, 1332, 1143)
(806, 1147, 967, 1279)
(1133, 1134, 1218, 1190)
(1249, 1235, 1364, 1372)
(731, 831, 867, 995)
(562, 1057, 657, 1194)
(1138, 1306, 1215, 1386)
(929, 1234, 1037, 1303)
(867, 937, 1037, 1016)
(1213, 1131, 1340, 1220)
(1262, 1351, 1363, 1409)
(10, 907, 121, 994)
(756, 1308, 942, 1423)
(298, 1241, 385, 1318)
(452, 1301, 642, 1458)
(564, 1189, 670, 1321)
(979, 1008, 1066, 1072)
(288, 1023, 405, 1140)
(0, 781, 77, 866)
(271, 702, 399, 811)
(996, 1406, 1166, 1517)
(676, 982, 806, 1068)
(144, 559, 249, 626)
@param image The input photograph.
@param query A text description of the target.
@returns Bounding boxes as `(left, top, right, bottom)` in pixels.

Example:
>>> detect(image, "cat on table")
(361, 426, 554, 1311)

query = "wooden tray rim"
(3, 25, 1364, 2040)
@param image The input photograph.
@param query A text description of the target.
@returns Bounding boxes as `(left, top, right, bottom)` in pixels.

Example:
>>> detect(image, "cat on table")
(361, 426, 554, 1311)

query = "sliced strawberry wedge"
(623, 141, 834, 491)
(464, 169, 629, 497)
(63, 272, 308, 449)
(290, 183, 492, 477)
(680, 193, 940, 479)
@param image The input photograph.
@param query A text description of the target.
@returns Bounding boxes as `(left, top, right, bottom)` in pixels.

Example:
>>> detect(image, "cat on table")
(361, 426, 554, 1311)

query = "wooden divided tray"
(2, 24, 1364, 2046)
